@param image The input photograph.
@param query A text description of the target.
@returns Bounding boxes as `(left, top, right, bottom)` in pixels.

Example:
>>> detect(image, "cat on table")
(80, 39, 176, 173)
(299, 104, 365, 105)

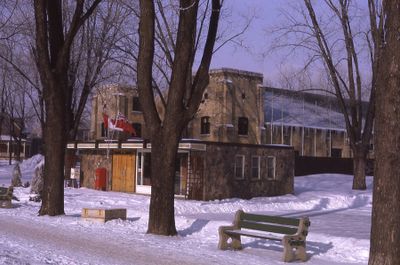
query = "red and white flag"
(103, 113, 136, 136)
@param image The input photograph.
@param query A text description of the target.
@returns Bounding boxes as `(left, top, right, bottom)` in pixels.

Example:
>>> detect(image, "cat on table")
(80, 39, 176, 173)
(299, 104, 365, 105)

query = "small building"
(0, 135, 30, 160)
(0, 113, 31, 160)
(66, 139, 294, 200)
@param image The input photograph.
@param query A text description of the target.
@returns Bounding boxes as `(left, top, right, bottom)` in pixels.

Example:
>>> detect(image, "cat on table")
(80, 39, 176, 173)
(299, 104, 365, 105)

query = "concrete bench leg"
(282, 236, 294, 262)
(231, 234, 242, 250)
(218, 227, 230, 250)
(282, 236, 307, 262)
(218, 226, 242, 250)
(295, 245, 307, 262)
(282, 246, 294, 262)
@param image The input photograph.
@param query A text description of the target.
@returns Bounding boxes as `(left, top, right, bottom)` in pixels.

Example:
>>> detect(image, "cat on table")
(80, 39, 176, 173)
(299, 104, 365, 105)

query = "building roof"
(263, 87, 366, 131)
(209, 68, 263, 79)
(0, 135, 27, 141)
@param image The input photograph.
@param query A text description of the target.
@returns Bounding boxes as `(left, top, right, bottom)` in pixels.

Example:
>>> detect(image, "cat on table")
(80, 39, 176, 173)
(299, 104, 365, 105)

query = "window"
(132, 96, 142, 112)
(200, 116, 210, 135)
(124, 96, 128, 116)
(251, 156, 260, 179)
(0, 143, 7, 153)
(234, 155, 245, 179)
(101, 122, 108, 137)
(283, 126, 291, 145)
(266, 156, 276, 180)
(132, 123, 142, 137)
(238, 117, 248, 135)
(331, 148, 342, 158)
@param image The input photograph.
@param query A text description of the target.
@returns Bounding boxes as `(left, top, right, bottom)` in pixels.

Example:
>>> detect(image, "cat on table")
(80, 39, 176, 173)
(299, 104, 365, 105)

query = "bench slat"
(0, 187, 9, 196)
(239, 220, 298, 235)
(241, 213, 300, 227)
(225, 229, 281, 241)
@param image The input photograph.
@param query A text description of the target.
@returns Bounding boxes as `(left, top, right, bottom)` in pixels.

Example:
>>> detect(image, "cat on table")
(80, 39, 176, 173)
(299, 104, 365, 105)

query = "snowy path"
(0, 215, 212, 265)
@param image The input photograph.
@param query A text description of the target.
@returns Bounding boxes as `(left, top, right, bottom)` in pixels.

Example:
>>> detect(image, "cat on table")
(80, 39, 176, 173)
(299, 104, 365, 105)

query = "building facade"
(77, 68, 294, 200)
(67, 140, 294, 200)
(90, 85, 146, 140)
(0, 114, 30, 160)
(90, 68, 265, 145)
(185, 69, 265, 144)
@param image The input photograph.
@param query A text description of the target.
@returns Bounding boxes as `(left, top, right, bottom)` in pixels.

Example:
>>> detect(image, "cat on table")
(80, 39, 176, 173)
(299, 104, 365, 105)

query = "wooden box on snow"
(81, 208, 127, 223)
(0, 200, 11, 208)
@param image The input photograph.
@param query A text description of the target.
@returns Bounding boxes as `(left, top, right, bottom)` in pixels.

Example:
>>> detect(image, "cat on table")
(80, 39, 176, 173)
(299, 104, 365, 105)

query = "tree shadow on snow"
(179, 219, 209, 237)
(127, 217, 140, 222)
(64, 213, 140, 222)
(279, 195, 370, 219)
(8, 203, 22, 209)
(243, 239, 333, 259)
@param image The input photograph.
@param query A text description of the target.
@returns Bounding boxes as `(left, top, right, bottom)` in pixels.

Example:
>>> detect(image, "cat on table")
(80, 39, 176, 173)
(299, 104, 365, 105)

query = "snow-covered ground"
(0, 156, 372, 265)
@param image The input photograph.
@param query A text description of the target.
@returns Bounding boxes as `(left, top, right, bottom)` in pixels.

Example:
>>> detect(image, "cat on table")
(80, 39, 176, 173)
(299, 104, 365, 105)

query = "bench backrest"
(233, 210, 310, 237)
(0, 186, 13, 199)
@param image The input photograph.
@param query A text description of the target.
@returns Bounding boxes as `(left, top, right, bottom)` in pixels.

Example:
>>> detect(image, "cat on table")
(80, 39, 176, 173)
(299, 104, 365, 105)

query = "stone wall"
(187, 68, 264, 145)
(79, 150, 113, 189)
(190, 142, 294, 200)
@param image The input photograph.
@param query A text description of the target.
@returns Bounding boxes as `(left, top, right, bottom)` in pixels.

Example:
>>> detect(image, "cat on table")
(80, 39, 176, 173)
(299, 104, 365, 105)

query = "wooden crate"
(81, 208, 127, 223)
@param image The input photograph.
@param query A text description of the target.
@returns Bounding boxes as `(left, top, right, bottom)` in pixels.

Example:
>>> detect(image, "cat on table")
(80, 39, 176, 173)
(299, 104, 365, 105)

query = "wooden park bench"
(218, 210, 311, 262)
(0, 186, 19, 208)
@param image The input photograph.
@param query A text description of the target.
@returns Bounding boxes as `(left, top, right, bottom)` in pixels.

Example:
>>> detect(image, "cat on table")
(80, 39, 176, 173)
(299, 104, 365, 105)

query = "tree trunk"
(352, 146, 367, 190)
(15, 139, 21, 162)
(369, 2, 400, 264)
(147, 133, 179, 235)
(39, 84, 67, 216)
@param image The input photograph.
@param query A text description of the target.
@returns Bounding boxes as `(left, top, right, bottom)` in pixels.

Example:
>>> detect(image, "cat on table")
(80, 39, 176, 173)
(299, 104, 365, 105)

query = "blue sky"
(211, 0, 291, 83)
(210, 1, 371, 86)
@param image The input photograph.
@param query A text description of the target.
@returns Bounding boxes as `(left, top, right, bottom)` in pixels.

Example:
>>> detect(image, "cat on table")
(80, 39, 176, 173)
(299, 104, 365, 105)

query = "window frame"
(132, 122, 142, 137)
(238, 117, 249, 136)
(200, 116, 211, 135)
(132, 96, 142, 112)
(266, 156, 276, 180)
(234, 155, 245, 180)
(100, 122, 108, 137)
(251, 156, 261, 180)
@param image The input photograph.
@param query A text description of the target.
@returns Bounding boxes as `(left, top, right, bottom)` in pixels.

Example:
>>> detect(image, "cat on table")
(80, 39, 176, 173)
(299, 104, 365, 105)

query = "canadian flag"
(103, 113, 136, 136)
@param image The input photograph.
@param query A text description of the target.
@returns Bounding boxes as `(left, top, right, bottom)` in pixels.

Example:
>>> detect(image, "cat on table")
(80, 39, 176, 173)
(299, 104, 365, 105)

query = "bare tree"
(67, 0, 130, 140)
(272, 0, 377, 190)
(33, 0, 102, 216)
(368, 1, 400, 264)
(137, 0, 221, 235)
(5, 80, 35, 162)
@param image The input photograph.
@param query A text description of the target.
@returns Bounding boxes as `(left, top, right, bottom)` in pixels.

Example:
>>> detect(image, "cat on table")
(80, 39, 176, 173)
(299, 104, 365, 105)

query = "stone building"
(67, 140, 294, 200)
(90, 68, 265, 145)
(72, 68, 294, 200)
(185, 69, 265, 144)
(90, 85, 146, 140)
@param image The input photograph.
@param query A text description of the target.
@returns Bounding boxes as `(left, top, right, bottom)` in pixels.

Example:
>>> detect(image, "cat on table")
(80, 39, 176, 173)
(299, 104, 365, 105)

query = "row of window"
(200, 116, 249, 135)
(234, 155, 276, 180)
(117, 96, 143, 114)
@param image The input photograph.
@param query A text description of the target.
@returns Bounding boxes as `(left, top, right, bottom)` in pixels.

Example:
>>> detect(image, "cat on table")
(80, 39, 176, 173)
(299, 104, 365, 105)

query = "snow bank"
(0, 164, 373, 265)
(20, 154, 44, 171)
